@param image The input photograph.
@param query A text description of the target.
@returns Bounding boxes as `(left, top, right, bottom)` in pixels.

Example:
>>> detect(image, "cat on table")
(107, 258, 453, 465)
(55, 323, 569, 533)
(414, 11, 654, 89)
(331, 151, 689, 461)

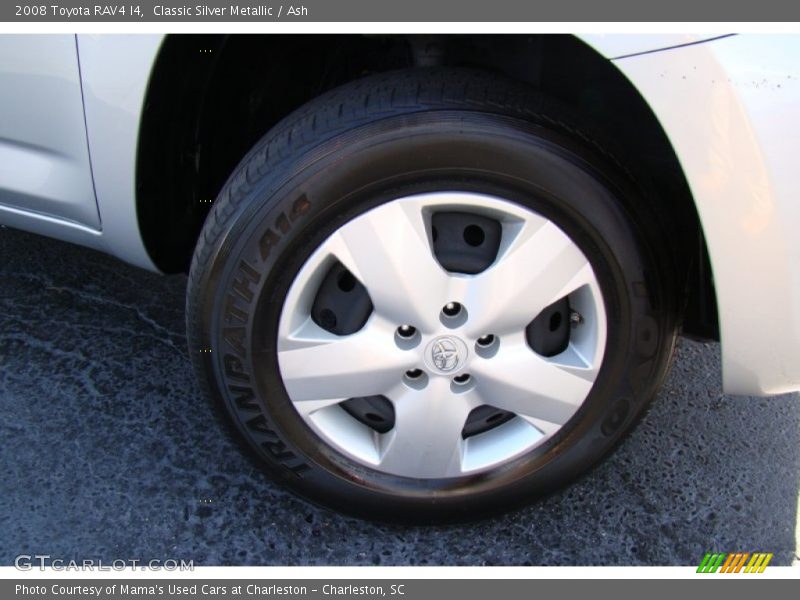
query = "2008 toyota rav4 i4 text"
(1, 33, 798, 521)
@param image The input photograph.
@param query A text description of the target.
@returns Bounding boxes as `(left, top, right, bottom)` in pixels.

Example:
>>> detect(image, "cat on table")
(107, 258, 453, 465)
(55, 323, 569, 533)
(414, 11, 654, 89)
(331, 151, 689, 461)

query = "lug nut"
(570, 311, 584, 326)
(397, 325, 417, 338)
(477, 334, 495, 347)
(475, 334, 500, 359)
(442, 302, 462, 317)
(440, 302, 468, 328)
(395, 324, 421, 350)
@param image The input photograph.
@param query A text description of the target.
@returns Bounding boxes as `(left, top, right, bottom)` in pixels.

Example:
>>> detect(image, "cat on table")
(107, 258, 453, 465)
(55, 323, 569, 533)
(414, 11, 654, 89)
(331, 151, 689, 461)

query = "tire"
(186, 68, 678, 523)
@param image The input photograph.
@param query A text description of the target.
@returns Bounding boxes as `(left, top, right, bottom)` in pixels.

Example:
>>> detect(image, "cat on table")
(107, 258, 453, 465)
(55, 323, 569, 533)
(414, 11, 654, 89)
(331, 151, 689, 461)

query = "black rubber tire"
(186, 68, 678, 523)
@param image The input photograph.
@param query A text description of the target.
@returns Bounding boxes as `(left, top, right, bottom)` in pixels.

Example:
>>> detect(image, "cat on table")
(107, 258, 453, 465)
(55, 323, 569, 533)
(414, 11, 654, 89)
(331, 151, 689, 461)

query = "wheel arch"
(135, 33, 718, 340)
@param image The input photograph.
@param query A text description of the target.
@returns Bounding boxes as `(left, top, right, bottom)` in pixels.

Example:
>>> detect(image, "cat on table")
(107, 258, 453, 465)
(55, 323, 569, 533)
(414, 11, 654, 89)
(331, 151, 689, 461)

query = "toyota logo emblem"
(431, 337, 460, 372)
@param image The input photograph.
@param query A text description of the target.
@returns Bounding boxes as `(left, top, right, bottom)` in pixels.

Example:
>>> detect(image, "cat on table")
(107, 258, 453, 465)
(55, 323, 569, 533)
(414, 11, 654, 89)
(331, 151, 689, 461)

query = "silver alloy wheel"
(277, 192, 607, 478)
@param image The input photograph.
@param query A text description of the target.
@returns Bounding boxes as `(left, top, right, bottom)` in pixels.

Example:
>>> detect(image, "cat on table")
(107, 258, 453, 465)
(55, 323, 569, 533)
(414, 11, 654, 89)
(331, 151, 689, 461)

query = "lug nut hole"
(453, 373, 471, 385)
(406, 369, 423, 379)
(463, 224, 485, 247)
(337, 270, 357, 292)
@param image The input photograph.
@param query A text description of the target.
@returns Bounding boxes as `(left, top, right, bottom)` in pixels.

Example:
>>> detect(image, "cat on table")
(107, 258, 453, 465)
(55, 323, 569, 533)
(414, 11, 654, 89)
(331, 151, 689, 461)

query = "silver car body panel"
(0, 35, 100, 230)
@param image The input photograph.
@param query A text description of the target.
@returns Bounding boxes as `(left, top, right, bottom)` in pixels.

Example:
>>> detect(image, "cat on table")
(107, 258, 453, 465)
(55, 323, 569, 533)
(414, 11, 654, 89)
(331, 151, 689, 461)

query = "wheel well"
(136, 33, 718, 340)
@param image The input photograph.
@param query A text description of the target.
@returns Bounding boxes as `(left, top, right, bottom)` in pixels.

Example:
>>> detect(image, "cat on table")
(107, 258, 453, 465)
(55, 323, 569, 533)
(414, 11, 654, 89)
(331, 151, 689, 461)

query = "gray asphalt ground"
(1, 225, 798, 566)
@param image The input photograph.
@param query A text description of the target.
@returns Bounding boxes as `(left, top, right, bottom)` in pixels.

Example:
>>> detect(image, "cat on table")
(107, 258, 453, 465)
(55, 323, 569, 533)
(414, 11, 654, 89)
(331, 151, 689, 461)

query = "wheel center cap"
(424, 335, 469, 374)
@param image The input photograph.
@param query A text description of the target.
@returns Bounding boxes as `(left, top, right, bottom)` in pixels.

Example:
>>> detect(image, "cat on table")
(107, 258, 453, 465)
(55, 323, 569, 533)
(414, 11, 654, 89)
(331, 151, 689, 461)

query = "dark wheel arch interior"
(135, 33, 718, 340)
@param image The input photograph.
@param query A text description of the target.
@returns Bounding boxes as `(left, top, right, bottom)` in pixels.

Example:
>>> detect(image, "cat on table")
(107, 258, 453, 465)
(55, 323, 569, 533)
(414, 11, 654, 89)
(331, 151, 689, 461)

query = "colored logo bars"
(697, 552, 773, 573)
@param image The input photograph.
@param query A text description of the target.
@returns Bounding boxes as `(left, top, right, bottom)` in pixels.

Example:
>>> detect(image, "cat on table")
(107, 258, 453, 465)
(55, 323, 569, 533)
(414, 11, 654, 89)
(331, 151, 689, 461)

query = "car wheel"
(186, 68, 677, 522)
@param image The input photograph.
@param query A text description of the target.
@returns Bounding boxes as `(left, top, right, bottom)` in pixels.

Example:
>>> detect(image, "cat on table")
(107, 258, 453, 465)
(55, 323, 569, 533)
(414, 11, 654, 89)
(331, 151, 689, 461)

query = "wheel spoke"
(470, 341, 594, 425)
(462, 219, 593, 338)
(292, 398, 346, 417)
(278, 318, 415, 403)
(379, 379, 478, 478)
(517, 415, 563, 438)
(325, 200, 450, 333)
